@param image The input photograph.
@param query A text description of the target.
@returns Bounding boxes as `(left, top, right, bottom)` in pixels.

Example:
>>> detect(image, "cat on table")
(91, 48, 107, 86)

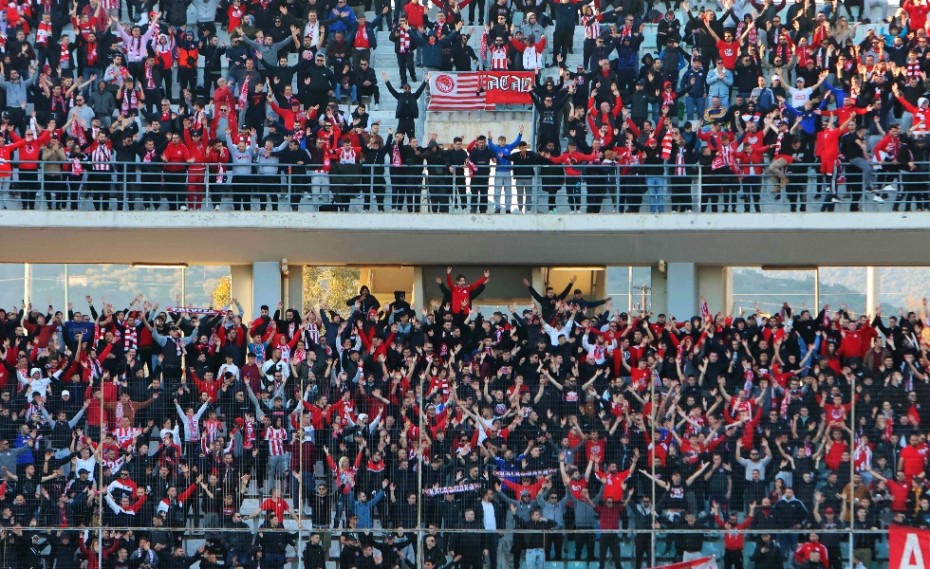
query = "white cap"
(61, 390, 70, 398)
(29, 368, 41, 377)
(358, 413, 369, 423)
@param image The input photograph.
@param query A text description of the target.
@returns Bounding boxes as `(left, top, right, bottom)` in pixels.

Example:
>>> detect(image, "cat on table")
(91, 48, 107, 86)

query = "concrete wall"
(12, 211, 930, 267)
(424, 111, 534, 146)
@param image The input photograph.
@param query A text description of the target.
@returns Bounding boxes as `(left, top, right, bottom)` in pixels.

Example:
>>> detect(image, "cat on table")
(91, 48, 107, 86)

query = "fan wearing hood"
(893, 82, 930, 135)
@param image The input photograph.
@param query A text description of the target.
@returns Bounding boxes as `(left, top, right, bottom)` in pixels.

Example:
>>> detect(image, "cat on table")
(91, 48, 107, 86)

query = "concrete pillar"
(591, 269, 607, 302)
(411, 266, 426, 315)
(649, 264, 730, 318)
(600, 267, 623, 304)
(698, 266, 733, 315)
(287, 265, 305, 313)
(650, 266, 667, 315)
(530, 267, 546, 303)
(866, 266, 879, 315)
(230, 265, 254, 319)
(666, 262, 697, 318)
(252, 262, 283, 320)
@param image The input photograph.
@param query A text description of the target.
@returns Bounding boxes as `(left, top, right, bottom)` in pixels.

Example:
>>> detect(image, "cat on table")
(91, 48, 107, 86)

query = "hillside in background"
(608, 266, 930, 318)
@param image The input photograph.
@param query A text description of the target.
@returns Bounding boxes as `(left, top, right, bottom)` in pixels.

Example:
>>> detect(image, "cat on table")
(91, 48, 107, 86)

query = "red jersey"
(716, 40, 740, 69)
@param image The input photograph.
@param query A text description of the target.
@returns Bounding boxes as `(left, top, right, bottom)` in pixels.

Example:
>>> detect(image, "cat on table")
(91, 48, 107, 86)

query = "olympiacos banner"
(891, 525, 930, 569)
(427, 71, 535, 110)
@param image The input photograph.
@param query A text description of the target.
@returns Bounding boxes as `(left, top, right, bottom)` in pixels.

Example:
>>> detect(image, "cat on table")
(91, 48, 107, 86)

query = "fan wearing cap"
(142, 316, 197, 384)
(775, 68, 828, 108)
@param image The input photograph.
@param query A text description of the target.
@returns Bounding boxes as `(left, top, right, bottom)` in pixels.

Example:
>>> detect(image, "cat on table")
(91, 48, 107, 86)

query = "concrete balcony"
(3, 209, 927, 267)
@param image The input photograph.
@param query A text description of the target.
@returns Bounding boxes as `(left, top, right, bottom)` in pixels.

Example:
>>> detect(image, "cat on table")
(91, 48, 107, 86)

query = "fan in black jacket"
(383, 74, 428, 137)
(302, 533, 328, 569)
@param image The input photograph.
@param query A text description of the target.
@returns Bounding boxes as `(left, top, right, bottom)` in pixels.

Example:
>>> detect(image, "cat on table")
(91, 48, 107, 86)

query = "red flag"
(647, 556, 719, 569)
(427, 72, 494, 111)
(890, 524, 930, 569)
(484, 71, 534, 104)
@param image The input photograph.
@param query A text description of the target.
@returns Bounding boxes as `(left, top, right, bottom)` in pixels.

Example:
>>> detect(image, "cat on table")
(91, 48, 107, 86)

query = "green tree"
(302, 267, 361, 315)
(211, 275, 232, 308)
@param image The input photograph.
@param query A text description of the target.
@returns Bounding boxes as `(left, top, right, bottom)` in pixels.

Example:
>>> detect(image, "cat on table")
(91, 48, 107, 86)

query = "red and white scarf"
(243, 419, 256, 449)
(145, 63, 156, 89)
(238, 75, 251, 109)
(36, 21, 51, 46)
(660, 131, 673, 160)
(120, 87, 139, 115)
(123, 325, 138, 351)
(397, 27, 410, 53)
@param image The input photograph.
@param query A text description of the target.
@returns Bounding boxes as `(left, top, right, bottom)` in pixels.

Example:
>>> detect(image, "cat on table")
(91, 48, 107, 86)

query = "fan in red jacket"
(183, 126, 209, 209)
(713, 502, 755, 552)
(445, 267, 489, 314)
(794, 533, 829, 569)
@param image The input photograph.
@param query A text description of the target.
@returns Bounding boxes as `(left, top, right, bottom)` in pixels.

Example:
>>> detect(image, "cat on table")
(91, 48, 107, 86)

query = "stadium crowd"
(0, 0, 927, 212)
(0, 266, 925, 569)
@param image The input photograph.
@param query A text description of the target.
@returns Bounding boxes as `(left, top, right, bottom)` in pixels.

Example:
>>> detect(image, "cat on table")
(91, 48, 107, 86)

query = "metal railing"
(2, 160, 928, 213)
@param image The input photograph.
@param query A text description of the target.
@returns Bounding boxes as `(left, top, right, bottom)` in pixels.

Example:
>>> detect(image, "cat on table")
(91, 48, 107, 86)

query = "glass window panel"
(31, 264, 66, 313)
(879, 267, 930, 313)
(184, 265, 232, 308)
(731, 268, 817, 314)
(0, 264, 25, 309)
(819, 267, 868, 317)
(68, 264, 183, 309)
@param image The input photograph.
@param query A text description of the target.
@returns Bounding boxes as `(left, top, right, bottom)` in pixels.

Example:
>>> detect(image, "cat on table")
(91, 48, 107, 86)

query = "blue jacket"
(706, 67, 734, 100)
(352, 490, 385, 529)
(552, 1, 583, 29)
(783, 98, 828, 135)
(822, 80, 849, 107)
(679, 67, 706, 98)
(614, 36, 643, 71)
(487, 133, 522, 171)
(324, 6, 358, 35)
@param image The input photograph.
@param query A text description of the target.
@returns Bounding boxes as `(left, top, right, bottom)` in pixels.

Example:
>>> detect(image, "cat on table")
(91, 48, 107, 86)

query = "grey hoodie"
(193, 0, 220, 23)
(0, 71, 37, 108)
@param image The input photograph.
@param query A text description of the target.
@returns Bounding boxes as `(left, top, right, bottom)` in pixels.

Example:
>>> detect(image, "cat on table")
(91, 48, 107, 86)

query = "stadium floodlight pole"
(650, 369, 657, 569)
(98, 375, 105, 553)
(849, 378, 857, 567)
(416, 377, 425, 569)
(296, 366, 305, 568)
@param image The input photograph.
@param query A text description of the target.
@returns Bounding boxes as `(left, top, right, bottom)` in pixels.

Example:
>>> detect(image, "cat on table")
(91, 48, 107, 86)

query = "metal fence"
(6, 368, 900, 569)
(4, 160, 928, 214)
